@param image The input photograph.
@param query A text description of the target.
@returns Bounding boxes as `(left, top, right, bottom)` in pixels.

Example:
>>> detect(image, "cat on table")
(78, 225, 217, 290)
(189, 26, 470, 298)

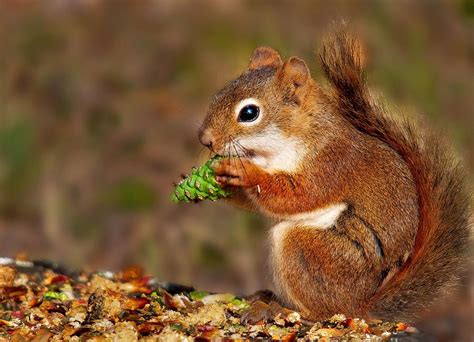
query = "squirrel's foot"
(242, 290, 314, 326)
(240, 289, 285, 325)
(240, 300, 294, 325)
(244, 289, 278, 304)
(213, 158, 264, 188)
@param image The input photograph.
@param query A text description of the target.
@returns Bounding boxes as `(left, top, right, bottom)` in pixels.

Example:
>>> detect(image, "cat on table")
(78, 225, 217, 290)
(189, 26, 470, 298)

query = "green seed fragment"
(44, 291, 68, 301)
(189, 290, 210, 301)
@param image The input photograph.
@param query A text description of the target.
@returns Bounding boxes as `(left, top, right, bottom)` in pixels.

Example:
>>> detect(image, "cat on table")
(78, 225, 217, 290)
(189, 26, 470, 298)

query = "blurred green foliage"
(461, 0, 474, 18)
(0, 0, 472, 294)
(0, 119, 38, 214)
(104, 178, 156, 212)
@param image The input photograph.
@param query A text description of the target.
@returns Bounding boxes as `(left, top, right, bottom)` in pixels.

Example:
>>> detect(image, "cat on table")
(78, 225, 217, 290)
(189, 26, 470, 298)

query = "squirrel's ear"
(249, 47, 283, 70)
(277, 57, 311, 104)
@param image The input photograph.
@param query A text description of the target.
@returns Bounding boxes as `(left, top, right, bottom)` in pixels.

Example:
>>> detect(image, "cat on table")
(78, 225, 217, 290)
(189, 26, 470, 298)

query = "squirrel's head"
(199, 47, 326, 172)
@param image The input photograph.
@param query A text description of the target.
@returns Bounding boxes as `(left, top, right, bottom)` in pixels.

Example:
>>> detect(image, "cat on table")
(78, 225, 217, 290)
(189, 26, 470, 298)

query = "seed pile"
(0, 258, 419, 340)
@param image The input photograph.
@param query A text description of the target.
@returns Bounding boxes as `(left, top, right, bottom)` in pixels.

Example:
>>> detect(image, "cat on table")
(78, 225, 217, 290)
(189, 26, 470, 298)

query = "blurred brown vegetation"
(0, 0, 473, 302)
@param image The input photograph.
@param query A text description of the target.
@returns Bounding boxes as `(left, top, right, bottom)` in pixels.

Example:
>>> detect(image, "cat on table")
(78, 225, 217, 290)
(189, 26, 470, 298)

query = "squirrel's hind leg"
(270, 220, 382, 321)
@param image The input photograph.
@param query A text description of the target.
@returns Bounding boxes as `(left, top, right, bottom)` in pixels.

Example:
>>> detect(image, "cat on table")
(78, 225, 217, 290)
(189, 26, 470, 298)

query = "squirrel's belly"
(270, 203, 347, 258)
(269, 202, 371, 318)
(270, 203, 347, 309)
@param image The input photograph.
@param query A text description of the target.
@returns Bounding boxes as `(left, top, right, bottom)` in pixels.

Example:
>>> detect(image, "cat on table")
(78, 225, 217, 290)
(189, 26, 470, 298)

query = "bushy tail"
(319, 29, 471, 321)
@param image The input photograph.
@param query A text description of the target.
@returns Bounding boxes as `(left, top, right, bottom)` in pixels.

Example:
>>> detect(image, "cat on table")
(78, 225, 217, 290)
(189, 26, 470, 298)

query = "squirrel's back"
(319, 29, 471, 320)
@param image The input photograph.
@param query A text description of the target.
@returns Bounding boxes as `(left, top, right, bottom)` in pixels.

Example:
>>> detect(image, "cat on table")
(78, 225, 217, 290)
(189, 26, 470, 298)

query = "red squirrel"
(197, 30, 471, 321)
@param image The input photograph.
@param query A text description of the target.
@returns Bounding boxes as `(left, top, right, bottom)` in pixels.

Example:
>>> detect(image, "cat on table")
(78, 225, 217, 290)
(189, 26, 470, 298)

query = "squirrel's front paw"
(213, 158, 261, 188)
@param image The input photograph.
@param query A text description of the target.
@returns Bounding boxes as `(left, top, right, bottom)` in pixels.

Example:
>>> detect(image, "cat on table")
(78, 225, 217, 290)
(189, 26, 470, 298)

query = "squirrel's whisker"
(232, 141, 249, 180)
(234, 140, 250, 157)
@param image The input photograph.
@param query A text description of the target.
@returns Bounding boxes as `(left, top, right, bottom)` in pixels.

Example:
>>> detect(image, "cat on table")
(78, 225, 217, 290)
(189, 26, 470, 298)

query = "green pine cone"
(171, 156, 232, 203)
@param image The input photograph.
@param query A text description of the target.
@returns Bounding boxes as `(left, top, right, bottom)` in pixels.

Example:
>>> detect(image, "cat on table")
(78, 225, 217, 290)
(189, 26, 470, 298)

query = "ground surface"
(0, 258, 420, 341)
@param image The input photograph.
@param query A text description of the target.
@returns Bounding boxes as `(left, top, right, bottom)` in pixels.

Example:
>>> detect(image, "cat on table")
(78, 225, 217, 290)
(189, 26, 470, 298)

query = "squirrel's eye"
(238, 104, 260, 122)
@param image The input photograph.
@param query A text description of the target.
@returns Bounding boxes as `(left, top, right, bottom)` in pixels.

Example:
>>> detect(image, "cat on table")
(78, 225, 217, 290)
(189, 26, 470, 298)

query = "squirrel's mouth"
(215, 150, 257, 159)
(221, 146, 271, 169)
(218, 142, 257, 160)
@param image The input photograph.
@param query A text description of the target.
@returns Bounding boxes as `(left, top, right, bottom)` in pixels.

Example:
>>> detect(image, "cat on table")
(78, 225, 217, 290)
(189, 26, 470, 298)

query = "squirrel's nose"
(198, 128, 214, 149)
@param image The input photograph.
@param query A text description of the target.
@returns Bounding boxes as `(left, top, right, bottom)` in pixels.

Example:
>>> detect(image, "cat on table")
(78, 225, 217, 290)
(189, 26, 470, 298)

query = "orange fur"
(198, 28, 471, 322)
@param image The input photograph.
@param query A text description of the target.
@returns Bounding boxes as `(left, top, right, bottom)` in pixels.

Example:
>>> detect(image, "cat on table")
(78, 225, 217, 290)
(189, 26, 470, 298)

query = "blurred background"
(0, 0, 472, 314)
